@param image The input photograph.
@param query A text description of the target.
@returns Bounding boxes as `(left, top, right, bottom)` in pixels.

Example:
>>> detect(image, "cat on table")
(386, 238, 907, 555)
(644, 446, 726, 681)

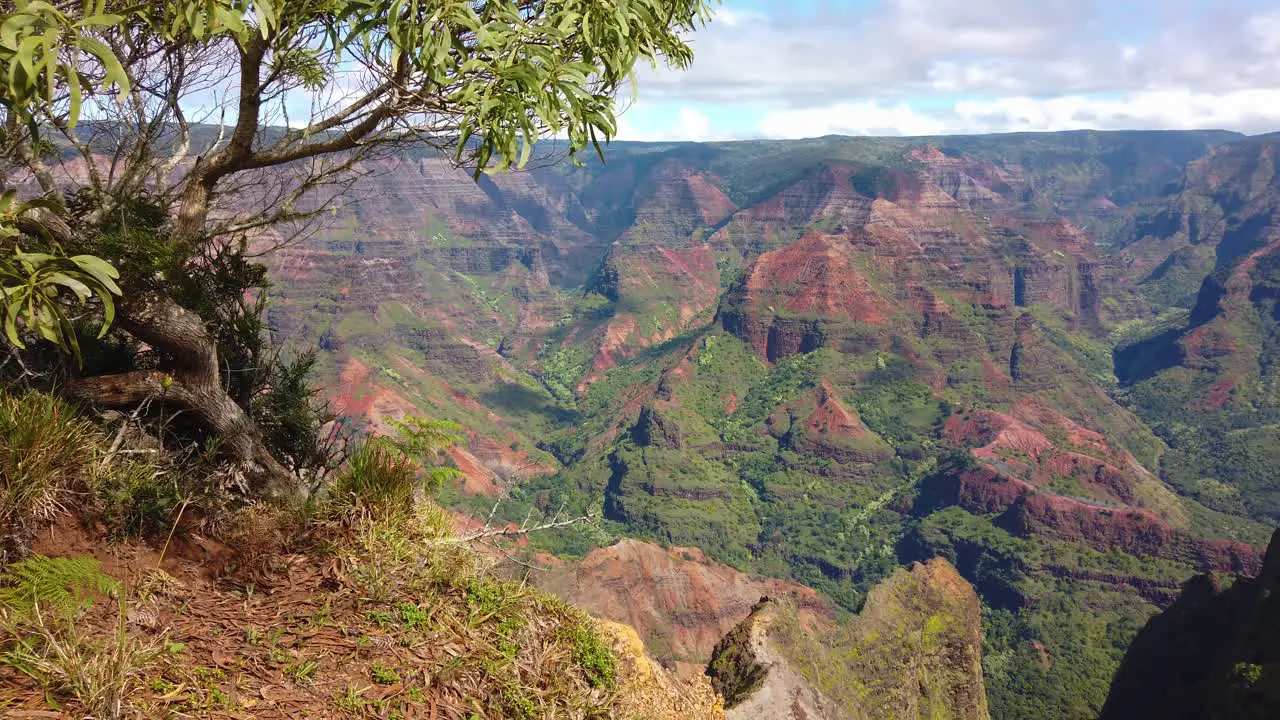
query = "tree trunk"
(67, 292, 297, 502)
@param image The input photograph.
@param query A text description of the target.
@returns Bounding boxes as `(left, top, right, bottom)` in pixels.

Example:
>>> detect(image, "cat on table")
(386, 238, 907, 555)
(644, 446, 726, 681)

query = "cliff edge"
(1101, 527, 1280, 720)
(706, 558, 989, 720)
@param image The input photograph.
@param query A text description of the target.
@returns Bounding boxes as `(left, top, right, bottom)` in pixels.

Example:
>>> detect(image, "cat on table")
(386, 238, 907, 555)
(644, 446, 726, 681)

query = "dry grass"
(0, 505, 653, 719)
(0, 390, 186, 551)
(0, 392, 719, 717)
(2, 601, 162, 719)
(217, 502, 296, 579)
(0, 556, 162, 720)
(601, 620, 726, 720)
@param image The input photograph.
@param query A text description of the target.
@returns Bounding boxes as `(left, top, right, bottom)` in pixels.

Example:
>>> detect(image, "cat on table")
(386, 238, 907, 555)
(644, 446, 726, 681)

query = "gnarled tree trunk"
(67, 291, 297, 501)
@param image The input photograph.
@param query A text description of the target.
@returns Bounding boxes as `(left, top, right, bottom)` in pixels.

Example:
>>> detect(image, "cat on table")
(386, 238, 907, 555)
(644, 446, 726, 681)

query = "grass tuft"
(0, 393, 95, 554)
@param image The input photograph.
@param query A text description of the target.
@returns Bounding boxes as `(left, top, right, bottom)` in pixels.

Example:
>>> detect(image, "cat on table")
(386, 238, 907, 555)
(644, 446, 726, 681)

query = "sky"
(614, 0, 1280, 141)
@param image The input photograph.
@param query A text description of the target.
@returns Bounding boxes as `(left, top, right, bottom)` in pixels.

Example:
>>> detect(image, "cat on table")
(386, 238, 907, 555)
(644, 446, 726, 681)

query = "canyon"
(260, 128, 1280, 719)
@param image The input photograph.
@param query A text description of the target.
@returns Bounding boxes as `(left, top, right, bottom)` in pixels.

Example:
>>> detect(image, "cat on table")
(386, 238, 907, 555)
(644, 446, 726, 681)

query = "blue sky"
(616, 0, 1280, 140)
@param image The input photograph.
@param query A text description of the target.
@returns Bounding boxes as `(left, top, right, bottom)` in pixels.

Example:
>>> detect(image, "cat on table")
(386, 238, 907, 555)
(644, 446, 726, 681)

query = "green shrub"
(0, 393, 97, 553)
(563, 620, 617, 689)
(324, 417, 462, 519)
(87, 460, 182, 540)
(253, 349, 343, 484)
(327, 442, 418, 518)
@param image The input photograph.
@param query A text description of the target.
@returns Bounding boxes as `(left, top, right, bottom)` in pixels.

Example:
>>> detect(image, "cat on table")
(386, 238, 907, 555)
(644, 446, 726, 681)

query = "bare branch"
(444, 512, 601, 544)
(7, 116, 58, 198)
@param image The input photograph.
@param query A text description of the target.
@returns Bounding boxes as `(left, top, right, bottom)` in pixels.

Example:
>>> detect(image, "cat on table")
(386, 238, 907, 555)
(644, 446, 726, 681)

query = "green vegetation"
(0, 0, 733, 715)
(0, 391, 191, 549)
(706, 618, 768, 708)
(88, 461, 184, 541)
(0, 556, 152, 720)
(0, 557, 119, 620)
(911, 507, 1188, 719)
(538, 345, 592, 401)
(565, 619, 618, 688)
(0, 393, 99, 552)
(752, 568, 987, 720)
(324, 417, 462, 519)
(0, 384, 627, 717)
(1027, 302, 1116, 385)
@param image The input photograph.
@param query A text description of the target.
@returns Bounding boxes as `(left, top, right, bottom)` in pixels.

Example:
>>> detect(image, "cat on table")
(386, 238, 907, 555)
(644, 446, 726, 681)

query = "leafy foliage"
(0, 232, 120, 362)
(0, 0, 272, 359)
(0, 0, 717, 502)
(0, 556, 118, 622)
(910, 508, 1172, 720)
(564, 619, 618, 689)
(0, 0, 266, 126)
(327, 442, 419, 518)
(87, 460, 184, 540)
(0, 556, 159, 720)
(325, 416, 462, 518)
(254, 349, 342, 481)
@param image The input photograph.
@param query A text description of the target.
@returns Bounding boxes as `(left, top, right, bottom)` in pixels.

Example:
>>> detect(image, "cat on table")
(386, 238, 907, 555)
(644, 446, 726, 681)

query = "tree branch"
(444, 510, 600, 544)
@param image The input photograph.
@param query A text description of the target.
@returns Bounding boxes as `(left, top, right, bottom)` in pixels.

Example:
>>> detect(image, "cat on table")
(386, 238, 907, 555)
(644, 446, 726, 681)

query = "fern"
(0, 556, 119, 621)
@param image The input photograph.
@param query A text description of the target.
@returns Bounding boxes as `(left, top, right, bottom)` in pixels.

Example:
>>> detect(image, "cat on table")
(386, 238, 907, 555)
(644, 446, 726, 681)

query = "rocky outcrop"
(534, 539, 827, 665)
(708, 162, 874, 254)
(771, 380, 896, 465)
(706, 599, 841, 720)
(707, 559, 989, 720)
(1007, 253, 1104, 322)
(1003, 494, 1262, 575)
(1101, 528, 1280, 720)
(600, 620, 726, 720)
(423, 245, 541, 275)
(918, 466, 1034, 516)
(1038, 564, 1182, 605)
(632, 405, 684, 450)
(1009, 313, 1073, 390)
(940, 403, 1161, 507)
(719, 312, 826, 363)
(622, 160, 736, 246)
(720, 232, 892, 361)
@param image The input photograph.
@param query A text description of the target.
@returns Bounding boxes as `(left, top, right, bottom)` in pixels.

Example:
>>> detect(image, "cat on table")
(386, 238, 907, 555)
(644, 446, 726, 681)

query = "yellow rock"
(599, 619, 726, 720)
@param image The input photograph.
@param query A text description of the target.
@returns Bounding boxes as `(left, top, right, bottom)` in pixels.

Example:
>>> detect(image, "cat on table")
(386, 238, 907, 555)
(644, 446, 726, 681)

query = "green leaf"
(74, 35, 128, 100)
(66, 53, 82, 125)
(45, 272, 93, 302)
(97, 288, 115, 338)
(3, 301, 25, 349)
(74, 14, 126, 28)
(69, 255, 122, 295)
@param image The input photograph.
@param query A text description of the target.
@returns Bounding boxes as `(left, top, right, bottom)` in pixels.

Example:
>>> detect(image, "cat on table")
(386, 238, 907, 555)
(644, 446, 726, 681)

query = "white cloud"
(617, 0, 1280, 139)
(759, 101, 948, 138)
(617, 105, 717, 141)
(637, 0, 1280, 105)
(677, 107, 714, 140)
(750, 88, 1280, 140)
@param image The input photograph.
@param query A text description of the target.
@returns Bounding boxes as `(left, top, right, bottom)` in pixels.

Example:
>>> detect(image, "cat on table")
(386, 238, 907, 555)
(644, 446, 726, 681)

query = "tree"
(1, 0, 715, 500)
(0, 1, 279, 357)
